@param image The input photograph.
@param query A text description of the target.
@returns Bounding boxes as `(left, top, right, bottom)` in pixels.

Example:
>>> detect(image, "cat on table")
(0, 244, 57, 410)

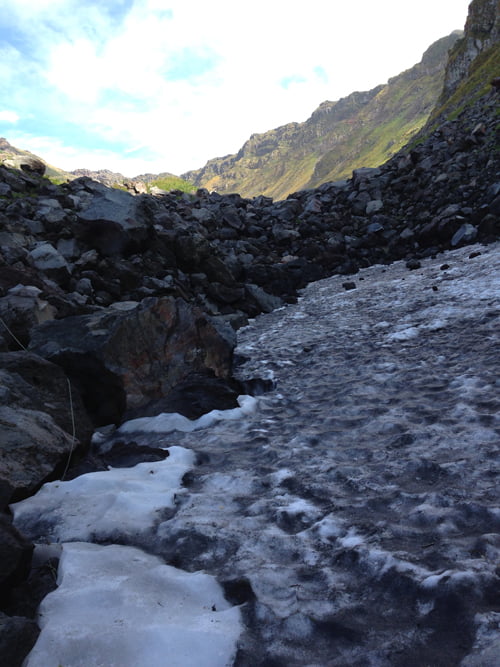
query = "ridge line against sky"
(0, 0, 471, 177)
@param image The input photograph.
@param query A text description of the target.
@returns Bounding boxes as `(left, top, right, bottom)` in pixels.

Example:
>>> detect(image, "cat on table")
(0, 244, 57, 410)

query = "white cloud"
(0, 111, 20, 123)
(0, 0, 471, 176)
(5, 131, 145, 174)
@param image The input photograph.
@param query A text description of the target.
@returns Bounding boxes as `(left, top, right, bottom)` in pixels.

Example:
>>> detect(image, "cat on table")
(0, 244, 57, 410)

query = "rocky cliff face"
(440, 0, 499, 98)
(183, 32, 461, 200)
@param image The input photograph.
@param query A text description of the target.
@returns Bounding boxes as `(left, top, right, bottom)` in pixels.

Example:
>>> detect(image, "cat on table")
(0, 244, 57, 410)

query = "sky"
(0, 0, 471, 177)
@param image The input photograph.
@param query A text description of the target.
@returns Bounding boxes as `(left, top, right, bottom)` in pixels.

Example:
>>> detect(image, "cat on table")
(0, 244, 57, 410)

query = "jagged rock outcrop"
(2, 156, 46, 177)
(441, 0, 499, 98)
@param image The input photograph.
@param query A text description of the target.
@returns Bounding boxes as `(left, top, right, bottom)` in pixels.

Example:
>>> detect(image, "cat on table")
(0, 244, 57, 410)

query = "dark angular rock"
(406, 259, 422, 270)
(0, 351, 93, 449)
(489, 195, 500, 217)
(208, 282, 245, 304)
(29, 296, 236, 424)
(0, 514, 33, 591)
(0, 286, 56, 351)
(367, 221, 384, 234)
(0, 612, 39, 667)
(75, 189, 152, 256)
(451, 223, 478, 247)
(245, 284, 285, 313)
(221, 206, 245, 231)
(0, 405, 77, 502)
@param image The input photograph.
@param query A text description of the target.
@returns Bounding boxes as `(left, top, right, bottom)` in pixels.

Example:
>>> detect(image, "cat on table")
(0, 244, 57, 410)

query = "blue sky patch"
(314, 66, 329, 83)
(163, 47, 220, 82)
(5, 113, 127, 156)
(280, 74, 307, 90)
(0, 20, 43, 64)
(83, 0, 137, 28)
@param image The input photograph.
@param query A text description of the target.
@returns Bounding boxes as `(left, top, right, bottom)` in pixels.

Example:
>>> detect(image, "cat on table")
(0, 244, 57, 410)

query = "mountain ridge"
(182, 31, 462, 199)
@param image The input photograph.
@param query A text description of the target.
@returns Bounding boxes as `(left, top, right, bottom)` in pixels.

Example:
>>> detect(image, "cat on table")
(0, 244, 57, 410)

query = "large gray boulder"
(0, 351, 93, 507)
(0, 286, 56, 351)
(0, 351, 94, 450)
(0, 405, 76, 502)
(2, 155, 46, 177)
(75, 187, 151, 255)
(29, 296, 237, 425)
(77, 186, 142, 229)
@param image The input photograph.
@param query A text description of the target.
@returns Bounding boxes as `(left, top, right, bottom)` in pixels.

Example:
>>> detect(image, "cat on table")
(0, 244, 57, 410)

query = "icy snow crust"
(13, 242, 500, 666)
(119, 394, 258, 434)
(12, 446, 196, 542)
(27, 543, 242, 667)
(12, 446, 242, 667)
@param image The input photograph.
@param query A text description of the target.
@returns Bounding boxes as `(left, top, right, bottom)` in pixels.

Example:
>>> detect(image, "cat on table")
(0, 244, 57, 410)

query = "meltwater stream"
(12, 242, 500, 666)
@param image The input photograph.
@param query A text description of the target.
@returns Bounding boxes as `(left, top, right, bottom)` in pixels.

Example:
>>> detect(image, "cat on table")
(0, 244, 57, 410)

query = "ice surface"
(25, 542, 241, 667)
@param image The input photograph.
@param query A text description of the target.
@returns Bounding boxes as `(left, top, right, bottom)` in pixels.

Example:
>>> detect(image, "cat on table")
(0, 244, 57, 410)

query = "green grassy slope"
(184, 32, 461, 200)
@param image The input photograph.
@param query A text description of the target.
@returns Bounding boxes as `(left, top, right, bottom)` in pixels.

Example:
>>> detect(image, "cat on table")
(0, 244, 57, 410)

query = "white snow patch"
(308, 515, 346, 542)
(282, 497, 319, 517)
(119, 395, 257, 434)
(24, 542, 242, 667)
(270, 469, 295, 485)
(387, 326, 420, 341)
(11, 447, 195, 542)
(340, 534, 366, 548)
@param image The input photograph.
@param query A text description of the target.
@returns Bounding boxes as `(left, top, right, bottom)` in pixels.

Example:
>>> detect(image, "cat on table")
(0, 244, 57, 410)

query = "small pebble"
(406, 259, 421, 270)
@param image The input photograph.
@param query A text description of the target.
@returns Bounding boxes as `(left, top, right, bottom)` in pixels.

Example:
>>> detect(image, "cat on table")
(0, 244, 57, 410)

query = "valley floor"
(12, 241, 500, 666)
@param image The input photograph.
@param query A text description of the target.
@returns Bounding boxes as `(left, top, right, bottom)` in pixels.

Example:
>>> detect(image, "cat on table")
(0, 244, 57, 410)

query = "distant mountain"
(183, 32, 462, 200)
(70, 168, 130, 187)
(70, 168, 195, 194)
(0, 139, 195, 194)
